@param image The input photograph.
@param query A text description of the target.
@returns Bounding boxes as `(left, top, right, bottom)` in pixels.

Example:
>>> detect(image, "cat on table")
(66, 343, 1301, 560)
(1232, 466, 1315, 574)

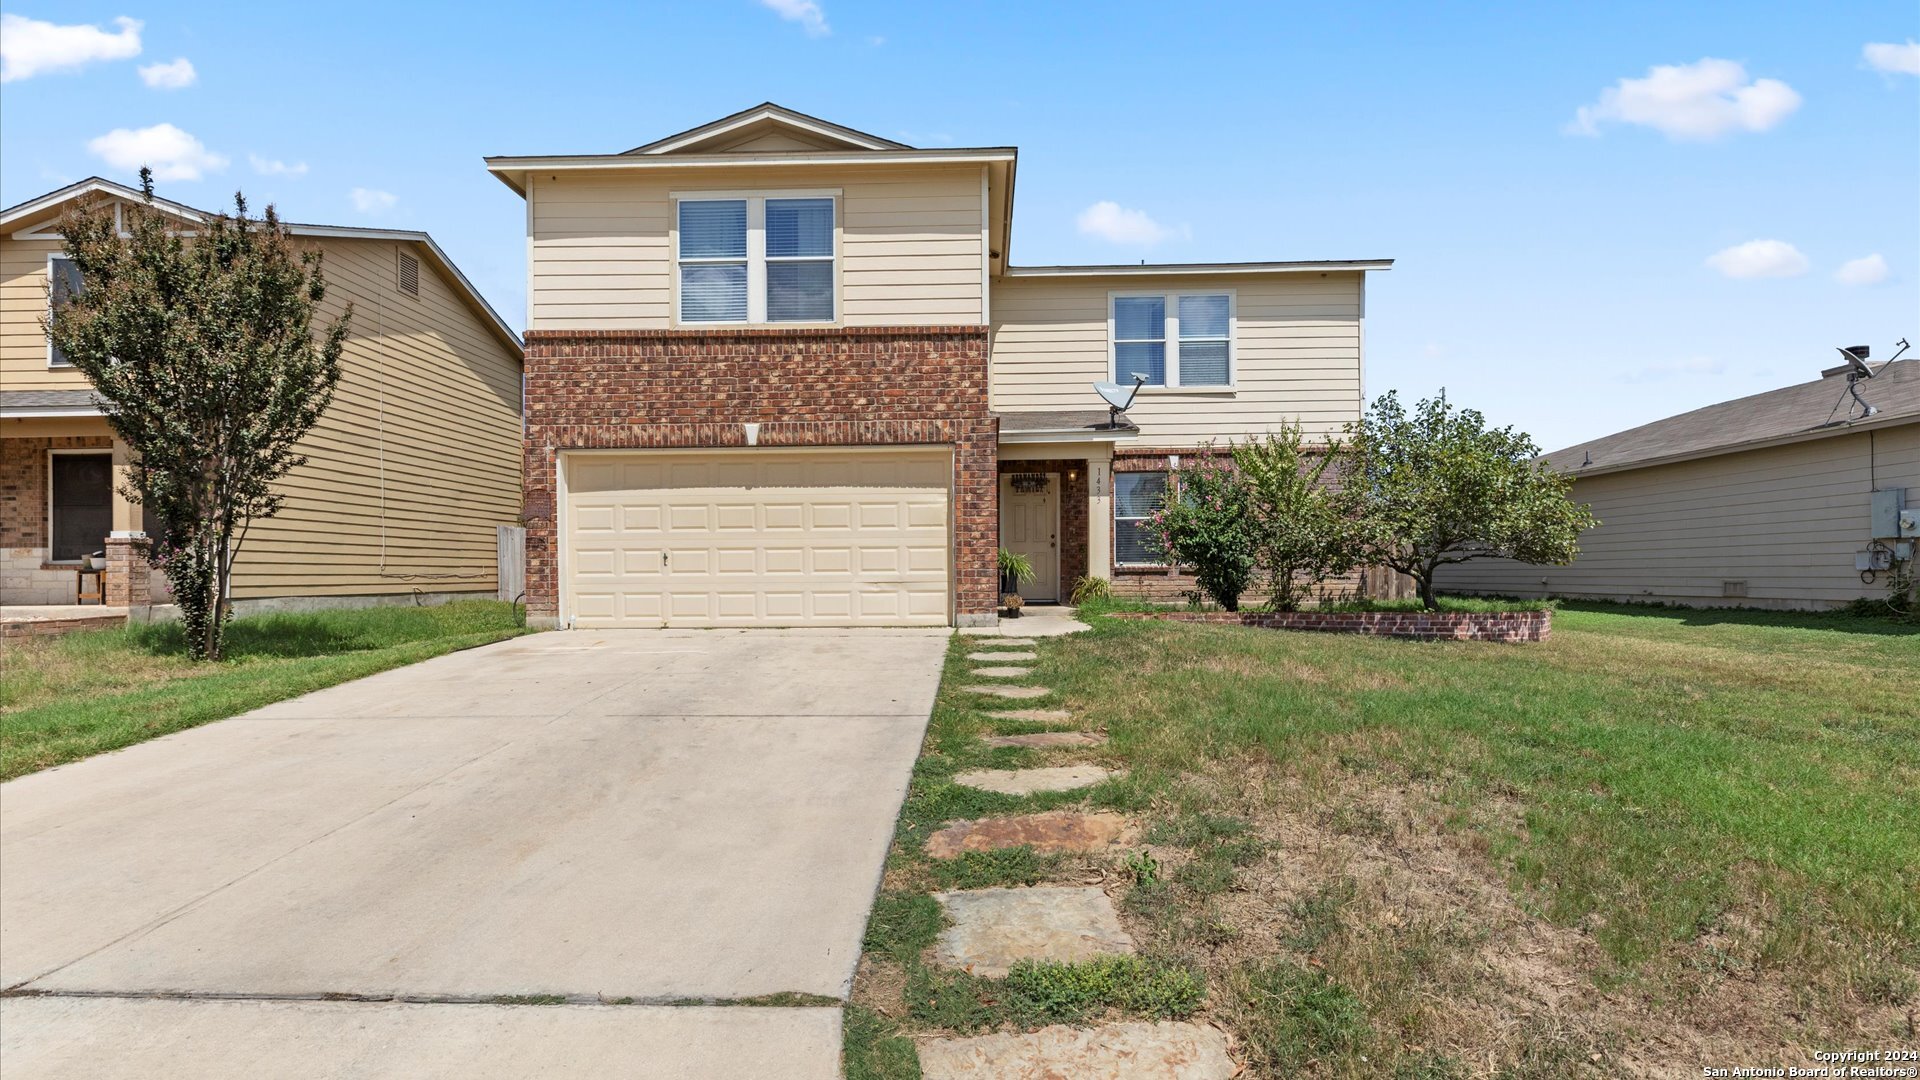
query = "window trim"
(47, 253, 80, 368)
(1107, 288, 1236, 391)
(670, 189, 842, 327)
(46, 448, 114, 565)
(1112, 469, 1171, 568)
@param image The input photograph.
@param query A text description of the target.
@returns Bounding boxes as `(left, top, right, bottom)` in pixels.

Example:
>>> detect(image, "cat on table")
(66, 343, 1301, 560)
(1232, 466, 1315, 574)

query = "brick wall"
(996, 459, 1089, 597)
(521, 326, 996, 624)
(2, 436, 113, 604)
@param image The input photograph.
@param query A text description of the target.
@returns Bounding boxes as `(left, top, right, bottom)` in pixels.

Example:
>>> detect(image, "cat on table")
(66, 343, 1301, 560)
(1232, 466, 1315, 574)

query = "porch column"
(1087, 457, 1112, 580)
(104, 437, 152, 607)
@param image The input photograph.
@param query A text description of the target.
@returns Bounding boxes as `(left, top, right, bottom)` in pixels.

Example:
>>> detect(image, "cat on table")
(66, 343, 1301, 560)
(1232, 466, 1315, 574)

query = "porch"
(994, 410, 1133, 605)
(1, 401, 156, 609)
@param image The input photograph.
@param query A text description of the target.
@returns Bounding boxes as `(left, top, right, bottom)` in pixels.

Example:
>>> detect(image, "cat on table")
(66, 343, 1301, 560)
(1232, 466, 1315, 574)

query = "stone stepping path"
(919, 1021, 1236, 1079)
(981, 730, 1106, 749)
(965, 684, 1049, 700)
(986, 638, 1039, 647)
(925, 810, 1130, 859)
(970, 666, 1032, 678)
(934, 886, 1135, 977)
(966, 650, 1036, 662)
(953, 765, 1117, 795)
(984, 708, 1073, 724)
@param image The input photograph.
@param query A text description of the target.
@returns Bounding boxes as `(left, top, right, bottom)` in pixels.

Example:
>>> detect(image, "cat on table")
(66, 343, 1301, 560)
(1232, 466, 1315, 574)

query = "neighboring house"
(1441, 359, 1920, 610)
(488, 103, 1389, 628)
(0, 178, 525, 611)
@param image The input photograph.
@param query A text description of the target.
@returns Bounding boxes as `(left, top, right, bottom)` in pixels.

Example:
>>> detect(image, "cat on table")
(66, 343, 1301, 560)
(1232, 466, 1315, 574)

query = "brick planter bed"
(1105, 608, 1551, 643)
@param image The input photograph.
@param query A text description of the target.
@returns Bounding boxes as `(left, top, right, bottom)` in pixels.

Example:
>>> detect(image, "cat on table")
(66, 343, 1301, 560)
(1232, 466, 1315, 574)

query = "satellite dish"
(1093, 375, 1146, 427)
(1839, 346, 1875, 379)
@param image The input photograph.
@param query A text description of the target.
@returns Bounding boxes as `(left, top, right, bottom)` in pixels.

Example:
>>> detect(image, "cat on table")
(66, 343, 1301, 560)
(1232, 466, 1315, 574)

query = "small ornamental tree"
(1147, 452, 1259, 611)
(1338, 390, 1597, 610)
(47, 170, 349, 660)
(1232, 424, 1358, 611)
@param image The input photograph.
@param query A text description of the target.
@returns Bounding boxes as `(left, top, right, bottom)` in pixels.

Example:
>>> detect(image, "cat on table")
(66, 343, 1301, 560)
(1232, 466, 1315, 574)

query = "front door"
(1000, 472, 1059, 602)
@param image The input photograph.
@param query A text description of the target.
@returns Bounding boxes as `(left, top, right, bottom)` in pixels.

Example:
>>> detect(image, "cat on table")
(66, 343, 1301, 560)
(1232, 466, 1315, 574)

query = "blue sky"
(2, 1, 1915, 450)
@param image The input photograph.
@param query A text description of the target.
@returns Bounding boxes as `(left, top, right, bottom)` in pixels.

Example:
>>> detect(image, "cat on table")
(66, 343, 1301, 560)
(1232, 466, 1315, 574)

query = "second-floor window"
(1110, 291, 1233, 388)
(678, 195, 836, 324)
(48, 255, 85, 367)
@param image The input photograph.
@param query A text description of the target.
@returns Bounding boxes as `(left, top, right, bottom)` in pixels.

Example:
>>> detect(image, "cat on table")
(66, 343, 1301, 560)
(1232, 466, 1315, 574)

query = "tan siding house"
(1, 179, 524, 611)
(1440, 361, 1920, 610)
(489, 103, 1389, 627)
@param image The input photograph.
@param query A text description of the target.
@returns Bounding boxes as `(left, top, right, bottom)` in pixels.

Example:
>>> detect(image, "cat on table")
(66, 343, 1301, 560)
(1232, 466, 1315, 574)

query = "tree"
(1338, 390, 1596, 610)
(1232, 425, 1358, 611)
(47, 170, 349, 660)
(1147, 452, 1259, 611)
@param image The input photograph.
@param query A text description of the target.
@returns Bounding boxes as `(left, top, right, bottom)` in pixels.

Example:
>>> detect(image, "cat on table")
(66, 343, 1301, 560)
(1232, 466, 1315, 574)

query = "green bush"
(1148, 453, 1259, 611)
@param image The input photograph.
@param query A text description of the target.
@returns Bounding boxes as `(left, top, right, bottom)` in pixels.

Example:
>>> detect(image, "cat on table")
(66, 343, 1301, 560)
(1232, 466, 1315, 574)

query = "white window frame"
(1112, 470, 1171, 567)
(671, 189, 841, 327)
(1107, 289, 1236, 390)
(46, 448, 114, 565)
(47, 253, 80, 368)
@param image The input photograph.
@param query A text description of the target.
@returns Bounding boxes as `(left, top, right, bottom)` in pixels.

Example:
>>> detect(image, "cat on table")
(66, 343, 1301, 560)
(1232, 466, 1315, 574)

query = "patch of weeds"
(729, 991, 839, 1007)
(1330, 802, 1393, 839)
(1174, 908, 1242, 948)
(1147, 812, 1251, 847)
(1122, 849, 1161, 886)
(1122, 878, 1183, 928)
(1229, 959, 1373, 1073)
(606, 996, 635, 1005)
(1855, 962, 1917, 1006)
(1087, 770, 1159, 812)
(1394, 1053, 1468, 1080)
(1003, 956, 1206, 1025)
(864, 892, 944, 964)
(1287, 876, 1358, 953)
(927, 846, 1064, 890)
(1173, 835, 1267, 897)
(489, 994, 567, 1006)
(843, 1003, 921, 1080)
(905, 964, 1003, 1034)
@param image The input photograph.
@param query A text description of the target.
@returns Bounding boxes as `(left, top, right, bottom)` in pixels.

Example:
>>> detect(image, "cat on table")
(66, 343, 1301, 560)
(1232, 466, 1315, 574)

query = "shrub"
(1233, 424, 1359, 610)
(1147, 452, 1259, 611)
(1067, 575, 1112, 606)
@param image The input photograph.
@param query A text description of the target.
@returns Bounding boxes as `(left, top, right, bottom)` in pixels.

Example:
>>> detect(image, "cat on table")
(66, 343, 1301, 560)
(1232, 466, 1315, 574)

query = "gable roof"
(1546, 359, 1920, 476)
(1, 177, 522, 354)
(624, 102, 911, 155)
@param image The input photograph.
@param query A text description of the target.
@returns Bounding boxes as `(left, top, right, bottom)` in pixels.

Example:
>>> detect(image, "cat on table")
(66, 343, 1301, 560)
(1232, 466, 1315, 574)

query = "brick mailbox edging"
(1105, 608, 1552, 643)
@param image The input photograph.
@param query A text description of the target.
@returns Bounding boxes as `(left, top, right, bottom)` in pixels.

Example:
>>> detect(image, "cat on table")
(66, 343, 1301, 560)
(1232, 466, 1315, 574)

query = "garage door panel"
(565, 450, 951, 628)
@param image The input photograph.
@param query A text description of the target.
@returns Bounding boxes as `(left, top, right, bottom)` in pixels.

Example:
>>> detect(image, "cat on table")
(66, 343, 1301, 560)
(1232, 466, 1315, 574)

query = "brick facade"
(2, 435, 116, 605)
(521, 326, 996, 624)
(996, 459, 1090, 598)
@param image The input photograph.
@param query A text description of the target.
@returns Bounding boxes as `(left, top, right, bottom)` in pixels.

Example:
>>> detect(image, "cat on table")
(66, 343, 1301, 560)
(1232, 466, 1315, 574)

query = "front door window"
(50, 453, 112, 562)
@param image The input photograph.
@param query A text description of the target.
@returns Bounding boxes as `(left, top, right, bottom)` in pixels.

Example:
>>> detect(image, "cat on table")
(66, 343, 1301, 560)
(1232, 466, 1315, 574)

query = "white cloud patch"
(86, 123, 228, 181)
(0, 14, 142, 82)
(350, 187, 398, 214)
(1835, 253, 1889, 286)
(1620, 356, 1728, 383)
(1705, 239, 1809, 279)
(760, 0, 829, 36)
(1568, 58, 1800, 140)
(1076, 201, 1188, 247)
(138, 57, 196, 89)
(1863, 41, 1920, 76)
(249, 153, 308, 177)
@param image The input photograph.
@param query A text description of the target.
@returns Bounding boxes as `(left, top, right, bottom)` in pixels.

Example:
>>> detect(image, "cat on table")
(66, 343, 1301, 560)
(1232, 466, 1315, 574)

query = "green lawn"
(1, 600, 532, 781)
(848, 601, 1919, 1078)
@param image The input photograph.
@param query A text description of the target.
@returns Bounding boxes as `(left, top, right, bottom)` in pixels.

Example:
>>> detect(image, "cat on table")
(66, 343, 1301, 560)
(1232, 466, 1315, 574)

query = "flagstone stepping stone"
(989, 638, 1039, 647)
(953, 765, 1117, 795)
(919, 1021, 1236, 1079)
(981, 730, 1107, 749)
(967, 650, 1037, 661)
(985, 709, 1074, 724)
(934, 886, 1135, 977)
(965, 684, 1049, 699)
(971, 666, 1033, 678)
(924, 810, 1130, 859)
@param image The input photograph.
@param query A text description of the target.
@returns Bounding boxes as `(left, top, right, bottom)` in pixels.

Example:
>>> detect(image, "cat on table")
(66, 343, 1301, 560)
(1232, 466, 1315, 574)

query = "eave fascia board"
(630, 105, 909, 155)
(485, 148, 1019, 195)
(1003, 260, 1393, 278)
(0, 406, 106, 419)
(0, 177, 207, 230)
(997, 428, 1140, 444)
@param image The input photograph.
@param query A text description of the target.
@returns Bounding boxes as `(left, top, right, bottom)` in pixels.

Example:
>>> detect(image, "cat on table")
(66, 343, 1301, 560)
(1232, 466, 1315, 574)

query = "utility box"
(1858, 549, 1893, 572)
(1902, 509, 1920, 539)
(1871, 488, 1907, 538)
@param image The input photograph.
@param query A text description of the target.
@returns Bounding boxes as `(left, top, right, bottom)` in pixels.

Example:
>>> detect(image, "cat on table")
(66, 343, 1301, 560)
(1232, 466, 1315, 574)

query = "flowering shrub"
(1146, 453, 1259, 611)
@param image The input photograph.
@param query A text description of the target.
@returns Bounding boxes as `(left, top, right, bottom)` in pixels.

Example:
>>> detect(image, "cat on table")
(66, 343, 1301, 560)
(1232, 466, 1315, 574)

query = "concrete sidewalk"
(1, 628, 948, 1076)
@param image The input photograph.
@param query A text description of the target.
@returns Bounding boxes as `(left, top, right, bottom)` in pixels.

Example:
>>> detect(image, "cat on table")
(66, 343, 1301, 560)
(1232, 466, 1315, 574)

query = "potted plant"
(998, 548, 1035, 616)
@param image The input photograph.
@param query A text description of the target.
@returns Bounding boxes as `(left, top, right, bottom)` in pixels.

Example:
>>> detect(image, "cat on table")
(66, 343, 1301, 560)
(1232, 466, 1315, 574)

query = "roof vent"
(397, 252, 420, 298)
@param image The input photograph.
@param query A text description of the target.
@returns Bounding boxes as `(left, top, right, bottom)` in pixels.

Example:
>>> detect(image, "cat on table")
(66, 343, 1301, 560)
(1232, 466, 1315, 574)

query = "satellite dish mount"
(1093, 374, 1147, 429)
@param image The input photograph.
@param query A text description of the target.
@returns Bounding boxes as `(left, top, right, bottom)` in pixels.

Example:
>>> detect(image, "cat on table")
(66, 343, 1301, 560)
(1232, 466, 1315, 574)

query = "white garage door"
(564, 449, 952, 628)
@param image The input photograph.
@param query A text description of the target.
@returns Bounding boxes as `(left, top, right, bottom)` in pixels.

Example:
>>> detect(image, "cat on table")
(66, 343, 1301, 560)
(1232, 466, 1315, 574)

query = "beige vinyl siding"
(0, 236, 92, 392)
(528, 164, 985, 329)
(229, 238, 522, 598)
(1437, 423, 1920, 610)
(989, 273, 1363, 445)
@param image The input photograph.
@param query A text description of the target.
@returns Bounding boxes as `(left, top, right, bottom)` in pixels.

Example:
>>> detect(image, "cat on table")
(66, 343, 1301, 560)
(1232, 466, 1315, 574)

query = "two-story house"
(1, 178, 525, 615)
(488, 104, 1388, 628)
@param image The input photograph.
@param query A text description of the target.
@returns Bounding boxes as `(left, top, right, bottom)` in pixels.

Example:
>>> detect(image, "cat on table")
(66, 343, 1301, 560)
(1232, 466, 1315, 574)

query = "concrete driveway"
(1, 628, 949, 1078)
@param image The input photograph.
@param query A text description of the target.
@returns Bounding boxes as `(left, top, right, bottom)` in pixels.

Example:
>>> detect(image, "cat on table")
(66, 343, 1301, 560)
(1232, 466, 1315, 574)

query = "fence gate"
(496, 525, 526, 603)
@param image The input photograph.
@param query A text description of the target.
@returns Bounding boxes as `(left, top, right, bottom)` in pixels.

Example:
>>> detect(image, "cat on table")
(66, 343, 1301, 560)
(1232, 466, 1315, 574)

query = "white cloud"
(86, 123, 228, 181)
(350, 187, 399, 213)
(1864, 41, 1920, 76)
(0, 14, 142, 82)
(760, 0, 829, 36)
(1620, 356, 1727, 383)
(1705, 239, 1809, 279)
(249, 153, 308, 177)
(1568, 58, 1800, 140)
(867, 35, 886, 47)
(1076, 201, 1187, 247)
(138, 57, 196, 89)
(1835, 253, 1889, 286)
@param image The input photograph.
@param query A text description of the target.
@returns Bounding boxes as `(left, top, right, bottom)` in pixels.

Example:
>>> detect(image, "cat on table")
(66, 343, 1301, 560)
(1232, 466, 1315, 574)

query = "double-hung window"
(1113, 472, 1170, 566)
(1109, 291, 1233, 388)
(677, 194, 835, 324)
(48, 255, 84, 367)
